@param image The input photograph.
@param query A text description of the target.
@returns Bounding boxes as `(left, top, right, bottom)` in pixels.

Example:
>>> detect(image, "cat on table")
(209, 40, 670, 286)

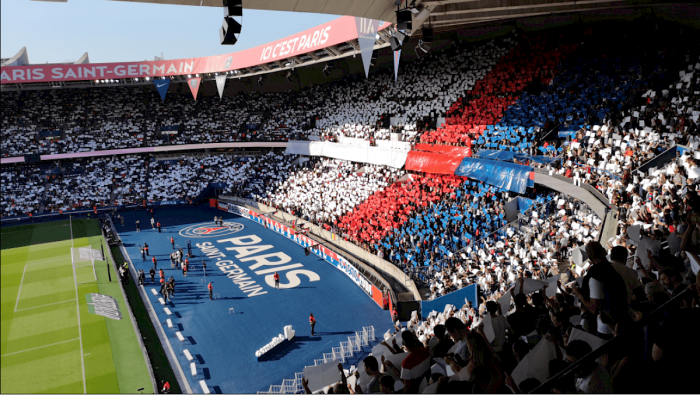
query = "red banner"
(187, 77, 201, 100)
(405, 151, 466, 174)
(1, 16, 390, 84)
(371, 285, 384, 308)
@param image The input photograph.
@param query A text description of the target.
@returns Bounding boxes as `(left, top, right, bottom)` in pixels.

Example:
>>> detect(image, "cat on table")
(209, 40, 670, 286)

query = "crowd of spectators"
(1, 31, 523, 157)
(414, 189, 602, 300)
(259, 157, 405, 227)
(326, 220, 698, 393)
(0, 151, 302, 218)
(0, 163, 46, 217)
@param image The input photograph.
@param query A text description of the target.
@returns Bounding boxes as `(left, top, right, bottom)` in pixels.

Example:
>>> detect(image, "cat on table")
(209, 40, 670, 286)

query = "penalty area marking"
(15, 298, 77, 312)
(1, 337, 80, 357)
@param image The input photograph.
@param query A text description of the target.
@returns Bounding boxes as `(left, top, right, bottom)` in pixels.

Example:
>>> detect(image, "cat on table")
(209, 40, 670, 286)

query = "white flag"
(215, 75, 227, 99)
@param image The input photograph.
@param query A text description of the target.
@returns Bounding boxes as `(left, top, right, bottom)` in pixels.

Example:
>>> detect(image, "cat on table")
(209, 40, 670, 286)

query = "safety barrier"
(261, 326, 377, 394)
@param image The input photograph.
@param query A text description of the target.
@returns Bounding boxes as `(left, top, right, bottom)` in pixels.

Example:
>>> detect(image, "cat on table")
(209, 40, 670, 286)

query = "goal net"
(71, 247, 103, 284)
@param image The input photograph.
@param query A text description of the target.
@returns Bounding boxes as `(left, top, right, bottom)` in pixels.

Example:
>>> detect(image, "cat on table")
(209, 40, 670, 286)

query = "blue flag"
(154, 78, 170, 101)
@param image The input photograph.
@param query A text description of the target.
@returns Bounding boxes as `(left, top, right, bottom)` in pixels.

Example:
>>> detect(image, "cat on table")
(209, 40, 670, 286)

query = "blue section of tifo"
(454, 157, 533, 194)
(498, 49, 655, 154)
(420, 284, 478, 320)
(382, 181, 510, 271)
(117, 206, 392, 394)
(474, 46, 657, 157)
(517, 197, 535, 214)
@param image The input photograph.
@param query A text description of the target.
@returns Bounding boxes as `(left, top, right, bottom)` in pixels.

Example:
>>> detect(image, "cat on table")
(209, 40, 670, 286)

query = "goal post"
(72, 247, 102, 283)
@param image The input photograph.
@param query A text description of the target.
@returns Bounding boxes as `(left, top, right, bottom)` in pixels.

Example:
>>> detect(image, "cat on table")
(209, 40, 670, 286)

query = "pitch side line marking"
(14, 265, 28, 312)
(2, 338, 81, 357)
(69, 216, 87, 394)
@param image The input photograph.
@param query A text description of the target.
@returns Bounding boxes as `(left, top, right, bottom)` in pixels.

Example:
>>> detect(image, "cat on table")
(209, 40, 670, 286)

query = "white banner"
(285, 141, 408, 168)
(355, 17, 380, 78)
(375, 139, 411, 150)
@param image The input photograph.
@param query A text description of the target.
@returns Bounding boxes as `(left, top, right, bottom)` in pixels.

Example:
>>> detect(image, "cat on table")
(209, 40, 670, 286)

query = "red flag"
(187, 77, 202, 100)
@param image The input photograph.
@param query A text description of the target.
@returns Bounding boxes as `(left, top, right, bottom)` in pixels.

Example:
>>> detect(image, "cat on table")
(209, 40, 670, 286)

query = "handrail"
(634, 144, 677, 175)
(530, 287, 694, 393)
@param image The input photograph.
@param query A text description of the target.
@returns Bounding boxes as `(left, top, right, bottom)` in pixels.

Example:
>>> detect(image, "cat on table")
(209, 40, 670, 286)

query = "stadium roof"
(1, 15, 402, 91)
(110, 0, 639, 31)
(3, 0, 678, 91)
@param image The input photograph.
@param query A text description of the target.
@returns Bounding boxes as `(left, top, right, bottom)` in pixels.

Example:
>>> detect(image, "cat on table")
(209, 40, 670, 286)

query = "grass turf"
(1, 219, 153, 394)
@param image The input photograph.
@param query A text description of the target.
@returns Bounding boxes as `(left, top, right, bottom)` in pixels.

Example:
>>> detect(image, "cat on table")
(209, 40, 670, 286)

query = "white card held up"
(510, 336, 559, 387)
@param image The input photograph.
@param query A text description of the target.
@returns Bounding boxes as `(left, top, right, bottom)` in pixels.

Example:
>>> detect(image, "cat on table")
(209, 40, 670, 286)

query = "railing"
(634, 144, 678, 175)
(531, 287, 694, 393)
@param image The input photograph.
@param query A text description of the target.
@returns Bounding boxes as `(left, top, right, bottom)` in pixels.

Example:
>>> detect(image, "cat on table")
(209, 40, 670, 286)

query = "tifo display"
(2, 15, 700, 395)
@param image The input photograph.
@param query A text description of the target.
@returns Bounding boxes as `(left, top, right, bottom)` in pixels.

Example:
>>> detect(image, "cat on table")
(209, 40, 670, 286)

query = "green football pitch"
(1, 219, 153, 394)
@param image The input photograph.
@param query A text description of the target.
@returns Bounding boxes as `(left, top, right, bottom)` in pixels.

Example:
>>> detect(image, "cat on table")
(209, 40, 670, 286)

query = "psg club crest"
(179, 222, 244, 238)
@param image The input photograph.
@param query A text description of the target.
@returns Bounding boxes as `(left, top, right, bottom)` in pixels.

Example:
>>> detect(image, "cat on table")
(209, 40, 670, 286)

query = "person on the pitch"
(144, 242, 149, 256)
(152, 255, 157, 270)
(310, 313, 316, 336)
(208, 282, 213, 300)
(151, 217, 155, 229)
(274, 271, 280, 289)
(136, 220, 141, 232)
(202, 261, 207, 276)
(140, 246, 146, 261)
(171, 237, 175, 249)
(157, 221, 162, 233)
(149, 267, 155, 284)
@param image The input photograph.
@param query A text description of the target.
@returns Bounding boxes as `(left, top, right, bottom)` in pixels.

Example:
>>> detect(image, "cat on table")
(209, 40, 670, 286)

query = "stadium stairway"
(37, 177, 49, 214)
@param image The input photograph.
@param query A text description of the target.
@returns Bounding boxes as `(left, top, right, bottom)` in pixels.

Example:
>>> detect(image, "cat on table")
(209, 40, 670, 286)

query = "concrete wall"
(533, 172, 608, 219)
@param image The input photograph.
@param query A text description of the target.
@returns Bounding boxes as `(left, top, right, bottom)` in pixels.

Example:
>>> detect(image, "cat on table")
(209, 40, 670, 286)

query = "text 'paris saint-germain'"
(196, 234, 320, 297)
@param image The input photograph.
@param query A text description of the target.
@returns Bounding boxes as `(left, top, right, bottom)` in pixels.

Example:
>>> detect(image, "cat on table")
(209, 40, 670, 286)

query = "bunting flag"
(154, 78, 170, 101)
(354, 17, 380, 78)
(215, 75, 226, 99)
(187, 77, 202, 101)
(393, 49, 401, 81)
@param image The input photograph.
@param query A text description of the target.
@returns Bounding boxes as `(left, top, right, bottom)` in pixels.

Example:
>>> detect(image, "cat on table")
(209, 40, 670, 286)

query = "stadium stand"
(3, 20, 700, 395)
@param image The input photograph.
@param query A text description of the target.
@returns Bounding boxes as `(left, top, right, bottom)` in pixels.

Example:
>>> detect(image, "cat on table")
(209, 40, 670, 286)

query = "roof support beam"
(420, 0, 481, 7)
(428, 0, 626, 17)
(429, 3, 637, 26)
